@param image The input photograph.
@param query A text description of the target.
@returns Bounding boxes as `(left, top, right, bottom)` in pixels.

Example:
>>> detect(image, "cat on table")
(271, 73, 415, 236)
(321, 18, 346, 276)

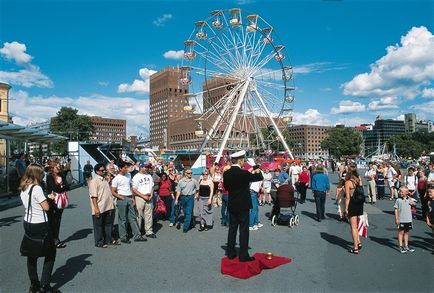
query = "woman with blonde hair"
(20, 164, 58, 293)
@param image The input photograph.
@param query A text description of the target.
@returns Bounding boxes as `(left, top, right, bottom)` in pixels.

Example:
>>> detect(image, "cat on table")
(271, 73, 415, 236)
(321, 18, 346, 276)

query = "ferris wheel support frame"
(253, 89, 294, 160)
(215, 80, 250, 163)
(199, 82, 242, 152)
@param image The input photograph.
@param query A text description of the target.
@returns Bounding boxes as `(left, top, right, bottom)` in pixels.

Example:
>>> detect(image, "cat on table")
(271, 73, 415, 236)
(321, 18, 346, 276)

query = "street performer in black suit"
(223, 150, 263, 262)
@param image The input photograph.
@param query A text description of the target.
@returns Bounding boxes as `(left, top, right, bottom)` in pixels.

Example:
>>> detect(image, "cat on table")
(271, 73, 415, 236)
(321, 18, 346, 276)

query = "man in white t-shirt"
(290, 162, 302, 186)
(386, 162, 398, 200)
(132, 162, 155, 238)
(111, 161, 146, 243)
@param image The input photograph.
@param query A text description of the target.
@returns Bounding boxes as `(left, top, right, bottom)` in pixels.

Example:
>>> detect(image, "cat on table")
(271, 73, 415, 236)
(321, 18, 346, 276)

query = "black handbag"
(20, 185, 54, 257)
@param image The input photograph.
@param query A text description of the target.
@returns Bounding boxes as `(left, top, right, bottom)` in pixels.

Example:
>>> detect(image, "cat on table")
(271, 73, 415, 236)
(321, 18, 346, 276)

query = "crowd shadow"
(52, 254, 92, 290)
(325, 213, 341, 221)
(301, 211, 317, 221)
(63, 228, 93, 243)
(0, 215, 21, 228)
(382, 210, 395, 216)
(65, 204, 77, 210)
(410, 235, 433, 251)
(369, 236, 399, 251)
(320, 232, 352, 250)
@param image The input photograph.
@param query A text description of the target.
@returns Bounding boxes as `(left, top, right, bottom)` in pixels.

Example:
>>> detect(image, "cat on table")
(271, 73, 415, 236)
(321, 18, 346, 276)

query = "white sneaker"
(169, 223, 174, 227)
(257, 223, 264, 228)
(249, 226, 258, 231)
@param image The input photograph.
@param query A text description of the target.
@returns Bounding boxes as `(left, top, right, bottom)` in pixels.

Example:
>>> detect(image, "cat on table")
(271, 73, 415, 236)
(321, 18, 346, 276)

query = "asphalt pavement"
(1, 173, 433, 292)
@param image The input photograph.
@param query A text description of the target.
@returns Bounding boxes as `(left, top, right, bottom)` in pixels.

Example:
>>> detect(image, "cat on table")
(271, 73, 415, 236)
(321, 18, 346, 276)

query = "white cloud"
(293, 62, 346, 75)
(410, 100, 434, 119)
(117, 67, 157, 94)
(368, 96, 399, 111)
(0, 67, 53, 88)
(342, 26, 434, 99)
(422, 87, 434, 98)
(153, 14, 173, 27)
(0, 41, 32, 64)
(292, 108, 330, 126)
(0, 41, 53, 88)
(396, 114, 405, 121)
(163, 50, 184, 60)
(9, 90, 150, 136)
(330, 100, 366, 114)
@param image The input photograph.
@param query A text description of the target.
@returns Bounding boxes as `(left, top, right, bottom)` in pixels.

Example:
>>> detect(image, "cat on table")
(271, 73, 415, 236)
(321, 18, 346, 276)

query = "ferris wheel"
(180, 8, 295, 161)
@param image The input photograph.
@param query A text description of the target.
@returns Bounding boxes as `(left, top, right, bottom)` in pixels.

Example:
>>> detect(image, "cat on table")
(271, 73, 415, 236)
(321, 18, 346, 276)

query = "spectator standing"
(376, 164, 386, 200)
(83, 160, 93, 186)
(394, 186, 416, 253)
(249, 166, 263, 231)
(311, 166, 330, 222)
(261, 168, 273, 206)
(297, 166, 310, 204)
(425, 187, 434, 239)
(289, 162, 301, 187)
(132, 162, 156, 239)
(168, 168, 178, 227)
(46, 162, 69, 249)
(175, 168, 199, 233)
(345, 167, 364, 254)
(89, 163, 116, 248)
(111, 161, 146, 243)
(418, 170, 429, 219)
(386, 162, 398, 200)
(364, 163, 377, 204)
(16, 153, 27, 179)
(20, 164, 58, 293)
(158, 173, 173, 223)
(197, 170, 214, 231)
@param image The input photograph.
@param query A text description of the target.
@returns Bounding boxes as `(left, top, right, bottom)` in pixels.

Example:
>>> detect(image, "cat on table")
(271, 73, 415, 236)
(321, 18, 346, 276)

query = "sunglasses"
(185, 172, 192, 174)
(202, 173, 208, 175)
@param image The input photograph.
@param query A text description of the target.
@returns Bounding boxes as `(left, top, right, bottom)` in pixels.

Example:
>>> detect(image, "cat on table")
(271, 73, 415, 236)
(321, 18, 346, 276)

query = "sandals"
(358, 243, 362, 250)
(348, 248, 359, 254)
(56, 242, 67, 249)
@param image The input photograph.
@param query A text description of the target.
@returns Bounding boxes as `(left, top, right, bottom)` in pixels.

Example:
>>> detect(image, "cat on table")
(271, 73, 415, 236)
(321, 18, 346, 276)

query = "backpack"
(351, 180, 365, 204)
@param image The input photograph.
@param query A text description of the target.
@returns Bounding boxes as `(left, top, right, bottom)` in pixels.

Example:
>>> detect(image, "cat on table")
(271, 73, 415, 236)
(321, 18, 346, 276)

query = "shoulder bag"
(20, 185, 55, 257)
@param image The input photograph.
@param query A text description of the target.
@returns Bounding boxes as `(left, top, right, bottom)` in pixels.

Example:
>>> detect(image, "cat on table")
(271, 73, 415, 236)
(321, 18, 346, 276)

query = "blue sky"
(1, 0, 433, 137)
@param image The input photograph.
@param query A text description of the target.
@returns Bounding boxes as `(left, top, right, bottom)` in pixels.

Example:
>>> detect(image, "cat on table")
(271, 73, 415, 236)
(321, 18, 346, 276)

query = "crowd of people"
(17, 154, 434, 292)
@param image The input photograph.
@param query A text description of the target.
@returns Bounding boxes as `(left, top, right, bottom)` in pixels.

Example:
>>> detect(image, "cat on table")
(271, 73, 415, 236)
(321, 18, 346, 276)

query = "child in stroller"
(270, 184, 299, 227)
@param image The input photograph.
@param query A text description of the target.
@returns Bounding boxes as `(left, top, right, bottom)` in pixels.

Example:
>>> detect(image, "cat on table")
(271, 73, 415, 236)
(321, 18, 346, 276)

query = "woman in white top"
(20, 164, 58, 293)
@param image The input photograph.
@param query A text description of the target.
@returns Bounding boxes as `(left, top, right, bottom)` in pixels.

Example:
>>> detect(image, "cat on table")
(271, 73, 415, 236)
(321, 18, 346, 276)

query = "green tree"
(321, 127, 363, 159)
(50, 107, 95, 155)
(388, 131, 433, 158)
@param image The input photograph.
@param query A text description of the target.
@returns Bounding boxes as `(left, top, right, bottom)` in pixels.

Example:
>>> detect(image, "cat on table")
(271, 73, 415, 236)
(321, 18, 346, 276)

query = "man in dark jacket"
(223, 150, 263, 262)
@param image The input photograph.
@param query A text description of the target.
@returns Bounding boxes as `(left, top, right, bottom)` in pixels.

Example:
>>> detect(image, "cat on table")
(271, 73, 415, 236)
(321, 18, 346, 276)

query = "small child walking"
(394, 186, 417, 253)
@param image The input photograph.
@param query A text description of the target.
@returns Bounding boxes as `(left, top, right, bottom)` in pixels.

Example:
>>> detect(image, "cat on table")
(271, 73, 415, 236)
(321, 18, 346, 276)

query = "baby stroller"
(270, 184, 299, 227)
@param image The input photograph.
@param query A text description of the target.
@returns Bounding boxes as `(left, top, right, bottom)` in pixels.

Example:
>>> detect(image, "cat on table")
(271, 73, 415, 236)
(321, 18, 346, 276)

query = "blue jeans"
(170, 199, 176, 224)
(314, 191, 326, 220)
(249, 191, 260, 227)
(221, 194, 229, 225)
(181, 195, 194, 232)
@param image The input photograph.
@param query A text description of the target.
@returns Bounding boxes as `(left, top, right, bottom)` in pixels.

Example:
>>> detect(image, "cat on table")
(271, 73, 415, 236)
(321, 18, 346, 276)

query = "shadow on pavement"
(382, 210, 395, 215)
(65, 204, 77, 209)
(369, 236, 399, 251)
(52, 254, 92, 290)
(325, 213, 341, 221)
(301, 211, 317, 221)
(411, 235, 433, 251)
(63, 228, 93, 243)
(320, 232, 352, 250)
(0, 215, 21, 228)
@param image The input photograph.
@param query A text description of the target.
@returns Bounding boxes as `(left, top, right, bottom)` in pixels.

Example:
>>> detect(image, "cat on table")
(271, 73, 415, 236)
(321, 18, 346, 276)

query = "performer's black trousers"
(227, 209, 250, 260)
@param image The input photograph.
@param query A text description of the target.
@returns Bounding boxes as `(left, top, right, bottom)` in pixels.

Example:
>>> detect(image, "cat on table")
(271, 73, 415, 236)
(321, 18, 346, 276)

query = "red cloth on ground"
(221, 253, 291, 279)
